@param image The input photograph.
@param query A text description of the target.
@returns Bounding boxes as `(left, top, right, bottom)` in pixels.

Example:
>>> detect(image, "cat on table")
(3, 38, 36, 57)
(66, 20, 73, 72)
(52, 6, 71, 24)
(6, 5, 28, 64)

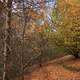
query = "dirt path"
(42, 55, 75, 66)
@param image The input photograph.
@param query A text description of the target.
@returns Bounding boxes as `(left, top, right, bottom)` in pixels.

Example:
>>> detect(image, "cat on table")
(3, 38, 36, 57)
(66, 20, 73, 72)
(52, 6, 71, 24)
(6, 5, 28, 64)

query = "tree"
(0, 0, 55, 79)
(52, 0, 80, 58)
(12, 0, 52, 79)
(2, 0, 13, 80)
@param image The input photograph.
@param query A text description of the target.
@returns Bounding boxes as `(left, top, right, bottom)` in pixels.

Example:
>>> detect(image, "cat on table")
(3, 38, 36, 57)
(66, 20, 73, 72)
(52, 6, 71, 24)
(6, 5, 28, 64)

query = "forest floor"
(25, 55, 80, 80)
(15, 54, 80, 80)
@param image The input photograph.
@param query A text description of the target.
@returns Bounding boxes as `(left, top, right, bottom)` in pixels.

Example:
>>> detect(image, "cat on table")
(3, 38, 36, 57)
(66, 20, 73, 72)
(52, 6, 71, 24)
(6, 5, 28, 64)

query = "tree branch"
(23, 41, 49, 69)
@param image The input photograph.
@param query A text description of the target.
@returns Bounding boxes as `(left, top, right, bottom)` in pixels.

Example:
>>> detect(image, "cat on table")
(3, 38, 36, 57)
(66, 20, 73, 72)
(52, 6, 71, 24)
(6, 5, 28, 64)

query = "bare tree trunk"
(21, 50, 24, 80)
(39, 54, 42, 67)
(21, 1, 27, 79)
(21, 38, 24, 80)
(73, 52, 79, 58)
(21, 17, 26, 80)
(3, 0, 12, 80)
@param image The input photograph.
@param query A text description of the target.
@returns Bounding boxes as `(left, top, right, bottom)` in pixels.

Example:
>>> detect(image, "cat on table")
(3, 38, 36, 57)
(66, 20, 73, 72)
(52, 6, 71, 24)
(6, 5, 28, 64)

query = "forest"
(0, 0, 80, 80)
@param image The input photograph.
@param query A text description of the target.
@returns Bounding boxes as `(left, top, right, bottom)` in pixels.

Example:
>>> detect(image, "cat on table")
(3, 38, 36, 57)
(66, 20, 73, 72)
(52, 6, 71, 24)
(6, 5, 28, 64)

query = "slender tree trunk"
(3, 1, 12, 80)
(21, 1, 27, 79)
(73, 53, 79, 58)
(21, 50, 24, 80)
(21, 28, 25, 80)
(39, 53, 42, 67)
(21, 17, 26, 80)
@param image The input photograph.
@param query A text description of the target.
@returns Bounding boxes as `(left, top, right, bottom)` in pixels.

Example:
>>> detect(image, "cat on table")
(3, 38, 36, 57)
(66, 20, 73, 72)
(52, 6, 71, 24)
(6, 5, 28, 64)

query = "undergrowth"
(63, 64, 80, 72)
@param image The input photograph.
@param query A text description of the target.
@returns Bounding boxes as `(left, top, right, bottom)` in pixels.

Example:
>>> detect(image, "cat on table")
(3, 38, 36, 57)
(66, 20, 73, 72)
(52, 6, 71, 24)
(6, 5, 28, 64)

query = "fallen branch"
(23, 41, 49, 69)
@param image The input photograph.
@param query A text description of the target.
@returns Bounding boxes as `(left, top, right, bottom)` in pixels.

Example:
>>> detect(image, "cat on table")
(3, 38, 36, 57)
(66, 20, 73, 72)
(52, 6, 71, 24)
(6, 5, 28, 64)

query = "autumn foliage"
(0, 0, 80, 80)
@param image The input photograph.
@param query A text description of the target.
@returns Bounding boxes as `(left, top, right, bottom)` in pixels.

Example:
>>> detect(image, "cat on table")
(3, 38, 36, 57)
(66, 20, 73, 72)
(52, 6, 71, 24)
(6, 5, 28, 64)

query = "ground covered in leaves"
(24, 55, 80, 80)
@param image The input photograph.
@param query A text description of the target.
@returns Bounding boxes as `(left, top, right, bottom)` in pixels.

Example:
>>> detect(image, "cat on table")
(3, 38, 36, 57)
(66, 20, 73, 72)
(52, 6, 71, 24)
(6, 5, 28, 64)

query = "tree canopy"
(51, 0, 80, 57)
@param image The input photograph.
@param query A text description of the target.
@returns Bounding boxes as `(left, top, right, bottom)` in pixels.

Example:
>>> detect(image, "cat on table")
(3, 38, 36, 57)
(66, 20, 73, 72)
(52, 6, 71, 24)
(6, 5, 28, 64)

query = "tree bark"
(73, 53, 79, 58)
(39, 53, 42, 67)
(21, 17, 26, 80)
(3, 0, 12, 80)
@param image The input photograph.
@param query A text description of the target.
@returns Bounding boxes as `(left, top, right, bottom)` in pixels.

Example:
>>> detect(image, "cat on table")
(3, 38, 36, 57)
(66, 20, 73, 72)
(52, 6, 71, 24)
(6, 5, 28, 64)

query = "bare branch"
(23, 41, 49, 69)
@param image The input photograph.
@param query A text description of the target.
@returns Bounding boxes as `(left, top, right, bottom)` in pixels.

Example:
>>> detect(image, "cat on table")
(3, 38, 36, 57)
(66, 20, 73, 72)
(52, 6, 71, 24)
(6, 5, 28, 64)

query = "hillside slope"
(25, 55, 80, 80)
